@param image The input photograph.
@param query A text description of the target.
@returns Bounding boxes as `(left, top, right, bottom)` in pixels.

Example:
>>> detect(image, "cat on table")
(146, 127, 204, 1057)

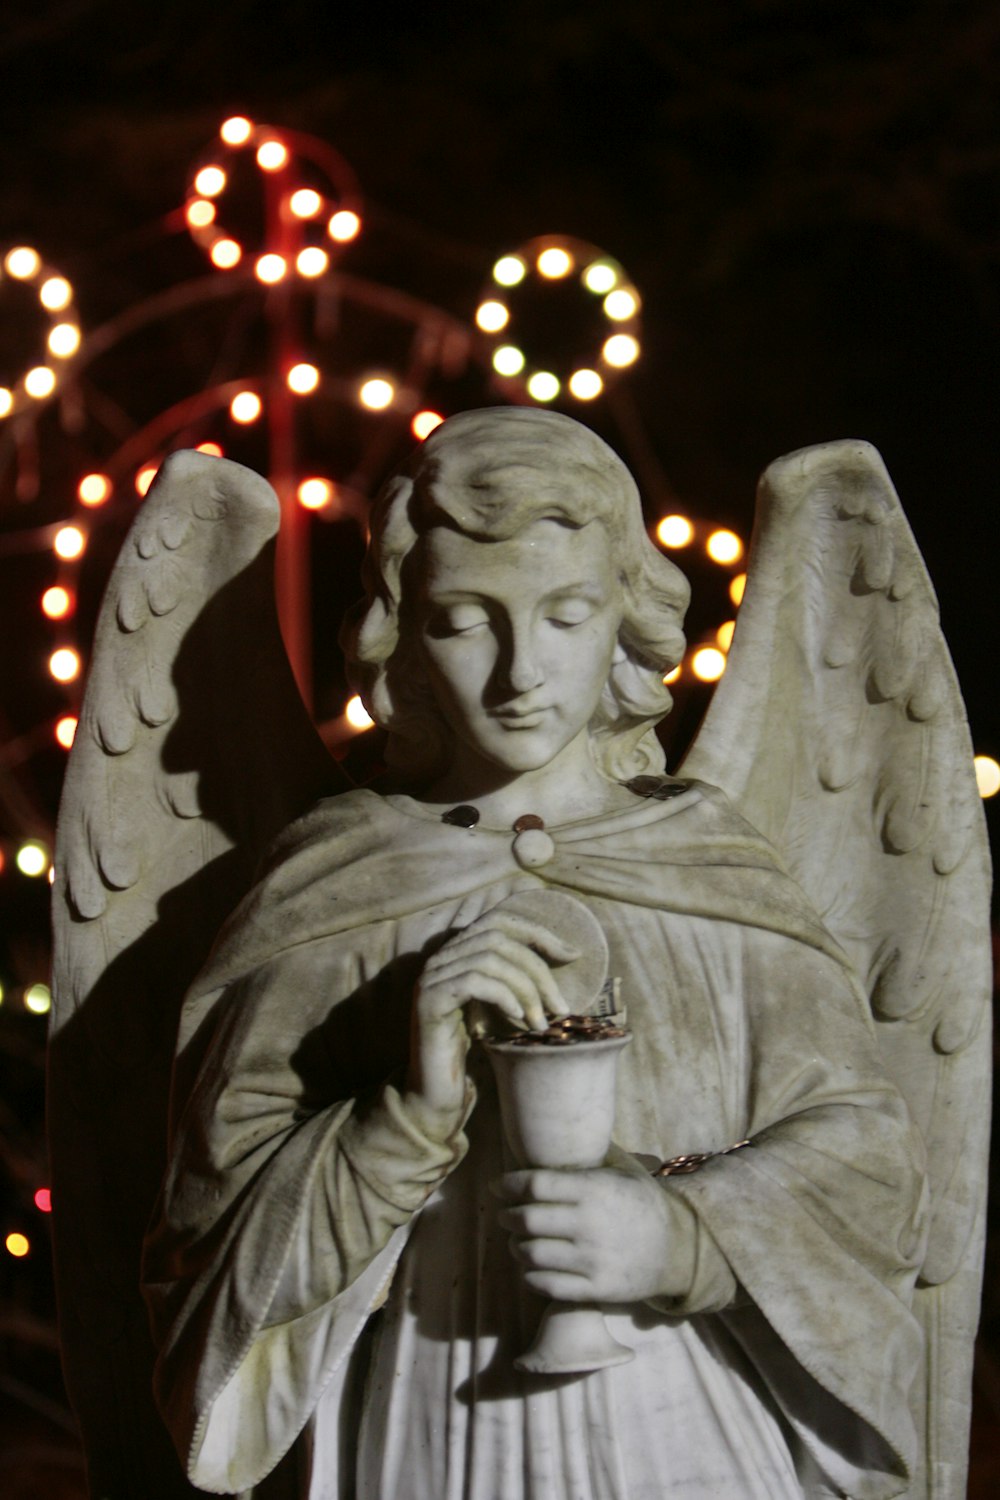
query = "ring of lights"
(186, 117, 364, 278)
(477, 234, 642, 405)
(0, 246, 82, 420)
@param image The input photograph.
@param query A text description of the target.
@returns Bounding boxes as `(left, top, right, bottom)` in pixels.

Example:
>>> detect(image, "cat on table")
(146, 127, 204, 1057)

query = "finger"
(522, 1269, 594, 1302)
(424, 950, 552, 1029)
(432, 932, 570, 1017)
(509, 1236, 584, 1273)
(421, 974, 528, 1027)
(497, 1203, 578, 1239)
(479, 911, 581, 966)
(491, 1169, 582, 1205)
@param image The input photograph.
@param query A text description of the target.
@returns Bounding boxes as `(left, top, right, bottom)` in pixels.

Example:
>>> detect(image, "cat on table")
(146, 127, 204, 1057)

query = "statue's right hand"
(406, 910, 578, 1122)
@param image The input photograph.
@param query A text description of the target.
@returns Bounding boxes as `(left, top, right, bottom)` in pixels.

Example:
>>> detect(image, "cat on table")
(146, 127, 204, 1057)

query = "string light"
(492, 345, 525, 377)
(691, 647, 727, 683)
(526, 371, 560, 402)
(230, 390, 262, 423)
(53, 525, 85, 560)
(186, 199, 216, 229)
(49, 648, 81, 682)
(210, 239, 242, 269)
(492, 255, 527, 287)
(327, 210, 361, 242)
(257, 139, 289, 171)
(25, 366, 56, 399)
(0, 389, 12, 417)
(358, 377, 394, 410)
(706, 529, 744, 565)
(729, 573, 747, 606)
(34, 1188, 52, 1213)
(663, 665, 682, 685)
(297, 478, 334, 511)
(411, 410, 444, 440)
(567, 369, 603, 400)
(194, 166, 226, 198)
(48, 323, 80, 358)
(39, 276, 72, 310)
(602, 334, 639, 368)
(135, 466, 158, 496)
(287, 363, 319, 394)
(195, 442, 223, 457)
(5, 1232, 29, 1258)
(603, 289, 639, 320)
(537, 247, 573, 278)
(78, 473, 111, 506)
(716, 620, 736, 651)
(5, 247, 40, 279)
(345, 695, 375, 730)
(55, 715, 78, 749)
(16, 841, 48, 877)
(42, 587, 73, 620)
(220, 115, 253, 145)
(289, 188, 322, 219)
(475, 300, 509, 333)
(296, 247, 329, 277)
(25, 983, 52, 1015)
(583, 261, 618, 294)
(656, 515, 693, 548)
(974, 755, 1000, 798)
(255, 253, 287, 284)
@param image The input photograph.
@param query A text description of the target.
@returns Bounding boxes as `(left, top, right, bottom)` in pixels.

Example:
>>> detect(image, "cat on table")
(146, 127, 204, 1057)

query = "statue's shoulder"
(259, 785, 398, 872)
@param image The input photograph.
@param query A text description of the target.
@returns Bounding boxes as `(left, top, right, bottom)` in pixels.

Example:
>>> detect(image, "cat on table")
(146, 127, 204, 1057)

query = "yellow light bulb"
(196, 442, 223, 457)
(663, 665, 682, 685)
(358, 378, 395, 410)
(230, 391, 262, 423)
(537, 247, 573, 279)
(194, 166, 226, 198)
(25, 366, 57, 399)
(729, 572, 747, 606)
(287, 363, 319, 395)
(135, 465, 158, 496)
(527, 372, 560, 402)
(297, 478, 334, 511)
(255, 253, 287, 285)
(39, 276, 72, 310)
(16, 841, 48, 877)
(24, 983, 52, 1015)
(49, 647, 81, 682)
(289, 188, 322, 219)
(220, 115, 253, 145)
(475, 300, 509, 333)
(48, 323, 81, 358)
(974, 755, 1000, 798)
(583, 261, 618, 294)
(327, 210, 361, 242)
(186, 199, 216, 229)
(5, 1232, 30, 1258)
(568, 369, 603, 400)
(55, 715, 78, 749)
(5, 246, 40, 279)
(656, 515, 693, 548)
(78, 473, 111, 506)
(603, 288, 638, 321)
(210, 239, 242, 269)
(706, 529, 744, 565)
(716, 620, 736, 651)
(602, 334, 640, 368)
(691, 647, 727, 683)
(345, 695, 375, 730)
(53, 525, 85, 560)
(411, 410, 444, 440)
(296, 247, 329, 277)
(0, 388, 12, 417)
(492, 345, 525, 377)
(42, 586, 72, 620)
(493, 255, 527, 287)
(257, 140, 289, 171)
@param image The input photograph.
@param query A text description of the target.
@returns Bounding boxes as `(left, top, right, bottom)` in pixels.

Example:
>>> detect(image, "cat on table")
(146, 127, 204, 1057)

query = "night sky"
(0, 2, 997, 1492)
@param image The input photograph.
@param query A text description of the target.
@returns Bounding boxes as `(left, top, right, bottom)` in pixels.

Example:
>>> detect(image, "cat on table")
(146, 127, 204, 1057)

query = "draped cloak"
(143, 780, 927, 1500)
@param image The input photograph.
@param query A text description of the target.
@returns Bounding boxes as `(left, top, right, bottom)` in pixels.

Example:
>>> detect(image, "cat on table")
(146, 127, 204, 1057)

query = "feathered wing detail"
(680, 440, 991, 1500)
(49, 452, 342, 1498)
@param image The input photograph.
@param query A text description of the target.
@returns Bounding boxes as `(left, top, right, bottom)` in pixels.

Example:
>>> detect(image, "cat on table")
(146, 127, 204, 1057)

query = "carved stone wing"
(49, 451, 342, 1497)
(680, 440, 991, 1500)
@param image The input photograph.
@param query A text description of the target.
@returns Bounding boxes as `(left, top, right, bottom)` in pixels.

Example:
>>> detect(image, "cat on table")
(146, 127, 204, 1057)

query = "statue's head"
(343, 406, 689, 783)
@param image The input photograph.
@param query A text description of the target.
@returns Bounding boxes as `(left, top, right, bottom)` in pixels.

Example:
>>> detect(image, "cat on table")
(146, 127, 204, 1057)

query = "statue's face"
(417, 517, 622, 779)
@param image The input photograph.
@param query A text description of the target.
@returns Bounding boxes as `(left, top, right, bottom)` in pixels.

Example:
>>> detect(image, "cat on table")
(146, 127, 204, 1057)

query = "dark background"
(0, 2, 996, 1494)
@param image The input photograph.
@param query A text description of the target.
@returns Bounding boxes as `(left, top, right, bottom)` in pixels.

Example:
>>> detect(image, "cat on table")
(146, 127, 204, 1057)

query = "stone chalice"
(482, 889, 634, 1375)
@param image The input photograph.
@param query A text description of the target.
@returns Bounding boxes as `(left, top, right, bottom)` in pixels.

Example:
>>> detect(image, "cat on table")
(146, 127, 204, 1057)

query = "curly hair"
(341, 407, 690, 783)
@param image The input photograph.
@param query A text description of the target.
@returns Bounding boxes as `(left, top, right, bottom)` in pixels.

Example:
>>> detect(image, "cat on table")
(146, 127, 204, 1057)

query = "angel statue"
(49, 407, 990, 1500)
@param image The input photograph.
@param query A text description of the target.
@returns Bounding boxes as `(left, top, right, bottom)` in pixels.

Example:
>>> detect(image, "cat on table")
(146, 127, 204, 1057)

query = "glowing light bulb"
(48, 323, 80, 358)
(411, 410, 444, 440)
(49, 647, 81, 682)
(345, 695, 375, 730)
(492, 345, 525, 377)
(53, 525, 85, 560)
(39, 276, 72, 310)
(196, 442, 223, 457)
(327, 209, 361, 242)
(186, 198, 216, 229)
(526, 372, 560, 402)
(25, 366, 56, 399)
(359, 378, 395, 410)
(42, 586, 73, 620)
(475, 300, 509, 333)
(16, 841, 48, 877)
(257, 139, 288, 171)
(78, 473, 111, 506)
(55, 715, 78, 749)
(493, 255, 526, 287)
(296, 246, 329, 277)
(255, 253, 287, 284)
(210, 239, 242, 269)
(194, 166, 226, 198)
(34, 1188, 52, 1213)
(25, 983, 52, 1015)
(0, 388, 12, 417)
(583, 261, 618, 294)
(136, 465, 158, 496)
(287, 363, 319, 394)
(568, 369, 603, 400)
(691, 647, 727, 683)
(716, 620, 736, 651)
(230, 390, 262, 423)
(297, 478, 333, 511)
(729, 573, 747, 606)
(974, 755, 1000, 798)
(602, 333, 640, 368)
(706, 529, 744, 565)
(5, 1232, 29, 1258)
(603, 289, 638, 322)
(220, 115, 253, 145)
(656, 515, 694, 549)
(663, 665, 682, 685)
(289, 188, 322, 219)
(5, 246, 40, 279)
(537, 247, 573, 279)
(0, 980, 4, 1003)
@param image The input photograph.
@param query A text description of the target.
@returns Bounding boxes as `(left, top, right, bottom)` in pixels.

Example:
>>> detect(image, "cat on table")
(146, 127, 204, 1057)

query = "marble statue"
(49, 408, 991, 1500)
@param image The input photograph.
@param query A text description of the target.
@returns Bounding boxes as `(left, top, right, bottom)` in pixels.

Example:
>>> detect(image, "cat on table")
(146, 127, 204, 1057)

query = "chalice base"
(515, 1302, 636, 1375)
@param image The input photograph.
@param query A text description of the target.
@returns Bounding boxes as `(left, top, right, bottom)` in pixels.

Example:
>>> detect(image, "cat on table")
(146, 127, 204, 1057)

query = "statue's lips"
(490, 705, 550, 728)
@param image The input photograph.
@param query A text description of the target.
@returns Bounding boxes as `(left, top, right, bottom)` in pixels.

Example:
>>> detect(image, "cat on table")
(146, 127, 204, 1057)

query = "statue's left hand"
(493, 1166, 694, 1304)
